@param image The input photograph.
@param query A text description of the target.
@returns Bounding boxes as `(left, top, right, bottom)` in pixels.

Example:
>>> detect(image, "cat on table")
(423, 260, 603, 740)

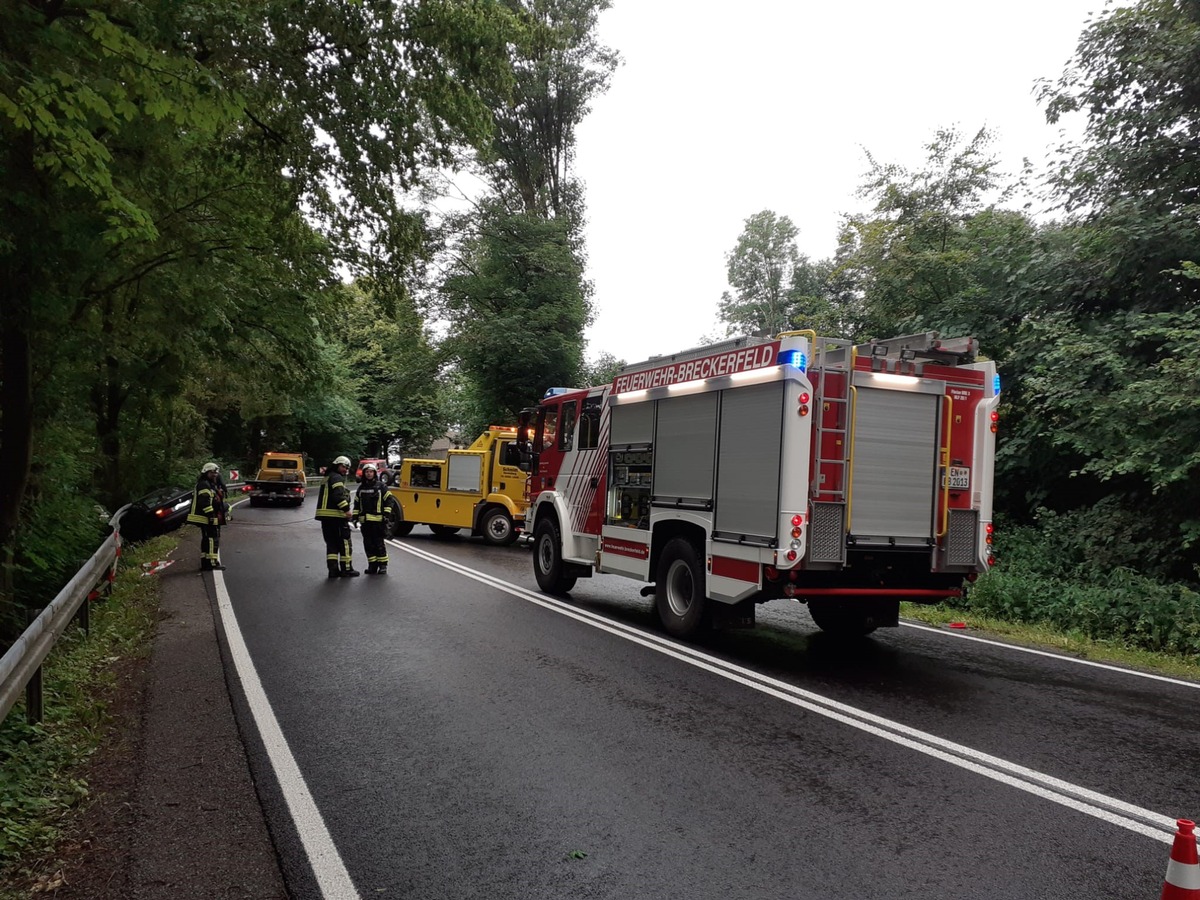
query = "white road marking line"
(899, 621, 1200, 690)
(389, 539, 1181, 844)
(213, 573, 361, 900)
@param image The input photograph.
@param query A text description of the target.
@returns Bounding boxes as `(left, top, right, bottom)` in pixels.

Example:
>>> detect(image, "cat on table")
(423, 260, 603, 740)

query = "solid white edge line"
(213, 572, 362, 900)
(389, 539, 1179, 844)
(900, 621, 1200, 690)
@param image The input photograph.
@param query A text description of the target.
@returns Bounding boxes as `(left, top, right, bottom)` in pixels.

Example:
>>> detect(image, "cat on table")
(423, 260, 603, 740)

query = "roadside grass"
(901, 602, 1200, 682)
(0, 535, 177, 894)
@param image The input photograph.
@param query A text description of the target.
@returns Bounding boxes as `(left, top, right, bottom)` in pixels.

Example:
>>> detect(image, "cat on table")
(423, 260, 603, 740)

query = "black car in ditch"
(117, 486, 194, 542)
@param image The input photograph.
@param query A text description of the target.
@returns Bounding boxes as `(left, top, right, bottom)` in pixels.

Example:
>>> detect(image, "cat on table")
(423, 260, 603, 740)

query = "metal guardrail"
(0, 510, 125, 726)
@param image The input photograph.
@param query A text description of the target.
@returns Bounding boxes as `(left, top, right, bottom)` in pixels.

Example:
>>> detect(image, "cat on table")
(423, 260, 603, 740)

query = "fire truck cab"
(523, 331, 998, 638)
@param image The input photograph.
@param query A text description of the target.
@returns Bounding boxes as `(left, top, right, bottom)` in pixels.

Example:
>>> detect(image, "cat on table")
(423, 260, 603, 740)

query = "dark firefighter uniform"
(187, 467, 225, 570)
(353, 471, 399, 574)
(315, 463, 359, 577)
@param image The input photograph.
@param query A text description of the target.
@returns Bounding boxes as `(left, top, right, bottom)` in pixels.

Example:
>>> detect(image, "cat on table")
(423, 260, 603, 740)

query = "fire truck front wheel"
(656, 538, 708, 639)
(533, 518, 576, 594)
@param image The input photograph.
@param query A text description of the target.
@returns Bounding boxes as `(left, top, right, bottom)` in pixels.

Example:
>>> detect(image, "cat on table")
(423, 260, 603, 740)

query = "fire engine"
(520, 330, 999, 638)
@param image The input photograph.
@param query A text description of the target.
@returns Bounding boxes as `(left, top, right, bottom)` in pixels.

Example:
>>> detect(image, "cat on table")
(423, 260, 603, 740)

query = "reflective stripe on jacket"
(187, 482, 217, 525)
(353, 481, 393, 523)
(315, 472, 350, 520)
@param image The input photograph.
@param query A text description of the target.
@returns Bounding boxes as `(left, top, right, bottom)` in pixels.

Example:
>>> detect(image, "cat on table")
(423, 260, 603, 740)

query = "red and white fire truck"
(521, 330, 999, 638)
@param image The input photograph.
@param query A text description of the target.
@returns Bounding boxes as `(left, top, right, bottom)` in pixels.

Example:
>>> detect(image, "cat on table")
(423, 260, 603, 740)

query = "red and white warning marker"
(1162, 819, 1200, 899)
(140, 559, 176, 577)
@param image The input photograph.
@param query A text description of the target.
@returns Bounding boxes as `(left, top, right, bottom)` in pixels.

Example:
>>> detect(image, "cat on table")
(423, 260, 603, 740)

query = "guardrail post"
(77, 588, 91, 634)
(24, 608, 43, 726)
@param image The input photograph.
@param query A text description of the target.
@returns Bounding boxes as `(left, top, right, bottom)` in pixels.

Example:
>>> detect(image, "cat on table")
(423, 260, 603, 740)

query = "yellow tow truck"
(386, 427, 530, 546)
(244, 451, 308, 507)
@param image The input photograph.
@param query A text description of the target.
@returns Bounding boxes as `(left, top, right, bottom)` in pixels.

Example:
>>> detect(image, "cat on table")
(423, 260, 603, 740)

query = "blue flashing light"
(777, 349, 808, 372)
(993, 374, 1001, 396)
(543, 387, 573, 398)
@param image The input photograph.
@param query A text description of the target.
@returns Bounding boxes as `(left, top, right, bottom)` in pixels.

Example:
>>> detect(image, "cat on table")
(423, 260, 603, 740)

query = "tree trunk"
(0, 132, 38, 641)
(91, 297, 127, 508)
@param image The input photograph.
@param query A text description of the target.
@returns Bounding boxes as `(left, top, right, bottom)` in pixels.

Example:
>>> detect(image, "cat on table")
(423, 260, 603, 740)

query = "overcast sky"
(574, 1, 1106, 365)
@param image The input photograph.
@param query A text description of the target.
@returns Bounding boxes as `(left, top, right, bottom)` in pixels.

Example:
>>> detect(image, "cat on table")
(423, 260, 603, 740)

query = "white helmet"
(201, 462, 219, 474)
(333, 455, 351, 466)
(361, 463, 376, 473)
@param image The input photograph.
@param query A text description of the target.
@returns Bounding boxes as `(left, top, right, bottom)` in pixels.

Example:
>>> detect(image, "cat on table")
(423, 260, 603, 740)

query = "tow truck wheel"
(481, 508, 517, 546)
(533, 517, 576, 594)
(430, 525, 460, 538)
(655, 538, 709, 639)
(248, 497, 261, 508)
(807, 599, 880, 637)
(385, 508, 414, 538)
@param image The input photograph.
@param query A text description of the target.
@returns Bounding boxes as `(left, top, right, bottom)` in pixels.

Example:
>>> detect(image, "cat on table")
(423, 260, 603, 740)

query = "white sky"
(575, 1, 1106, 365)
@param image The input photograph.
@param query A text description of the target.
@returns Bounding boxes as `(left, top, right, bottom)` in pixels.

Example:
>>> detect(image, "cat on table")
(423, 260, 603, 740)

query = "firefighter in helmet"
(353, 463, 399, 574)
(315, 455, 359, 577)
(187, 462, 226, 571)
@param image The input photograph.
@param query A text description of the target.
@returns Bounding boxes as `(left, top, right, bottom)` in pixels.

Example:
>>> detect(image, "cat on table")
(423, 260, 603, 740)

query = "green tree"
(0, 0, 520, 632)
(834, 127, 1035, 347)
(987, 0, 1200, 579)
(329, 283, 446, 458)
(580, 351, 625, 387)
(719, 211, 800, 336)
(440, 209, 590, 426)
(437, 0, 616, 435)
(480, 0, 619, 223)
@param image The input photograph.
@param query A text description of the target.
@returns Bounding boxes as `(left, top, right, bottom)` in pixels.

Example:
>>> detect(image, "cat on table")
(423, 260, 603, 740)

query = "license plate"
(946, 466, 970, 490)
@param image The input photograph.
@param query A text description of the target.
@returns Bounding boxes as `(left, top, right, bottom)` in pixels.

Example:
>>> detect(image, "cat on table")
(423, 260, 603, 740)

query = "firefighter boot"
(341, 567, 361, 577)
(327, 562, 341, 579)
(378, 564, 388, 575)
(366, 564, 379, 575)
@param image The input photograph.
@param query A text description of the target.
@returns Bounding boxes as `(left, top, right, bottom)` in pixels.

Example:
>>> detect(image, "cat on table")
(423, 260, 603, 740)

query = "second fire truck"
(520, 330, 999, 638)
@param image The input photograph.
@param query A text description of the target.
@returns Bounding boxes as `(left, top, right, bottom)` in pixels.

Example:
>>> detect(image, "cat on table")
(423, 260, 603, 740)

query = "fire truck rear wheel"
(656, 538, 708, 639)
(481, 508, 517, 546)
(807, 599, 880, 637)
(533, 518, 576, 594)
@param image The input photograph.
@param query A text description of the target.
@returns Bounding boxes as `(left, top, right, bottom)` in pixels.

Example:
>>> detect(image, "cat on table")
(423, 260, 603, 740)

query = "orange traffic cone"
(1162, 819, 1200, 899)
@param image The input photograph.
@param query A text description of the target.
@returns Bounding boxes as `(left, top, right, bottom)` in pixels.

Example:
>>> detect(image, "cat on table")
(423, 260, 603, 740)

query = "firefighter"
(353, 463, 398, 574)
(315, 455, 359, 578)
(187, 462, 226, 571)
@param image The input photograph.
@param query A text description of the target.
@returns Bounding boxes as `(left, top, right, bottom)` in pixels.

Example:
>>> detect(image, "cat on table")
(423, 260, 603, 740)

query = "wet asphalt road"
(217, 502, 1199, 899)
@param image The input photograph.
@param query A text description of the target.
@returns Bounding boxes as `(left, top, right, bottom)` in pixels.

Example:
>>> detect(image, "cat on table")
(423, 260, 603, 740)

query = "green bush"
(964, 519, 1200, 657)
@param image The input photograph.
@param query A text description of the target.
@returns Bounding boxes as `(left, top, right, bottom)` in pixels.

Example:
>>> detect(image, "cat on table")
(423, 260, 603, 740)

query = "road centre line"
(213, 573, 361, 900)
(899, 621, 1200, 690)
(389, 539, 1179, 844)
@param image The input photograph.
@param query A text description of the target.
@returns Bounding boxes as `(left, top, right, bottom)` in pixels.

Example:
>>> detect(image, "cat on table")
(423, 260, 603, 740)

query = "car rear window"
(266, 459, 299, 469)
(139, 487, 188, 506)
